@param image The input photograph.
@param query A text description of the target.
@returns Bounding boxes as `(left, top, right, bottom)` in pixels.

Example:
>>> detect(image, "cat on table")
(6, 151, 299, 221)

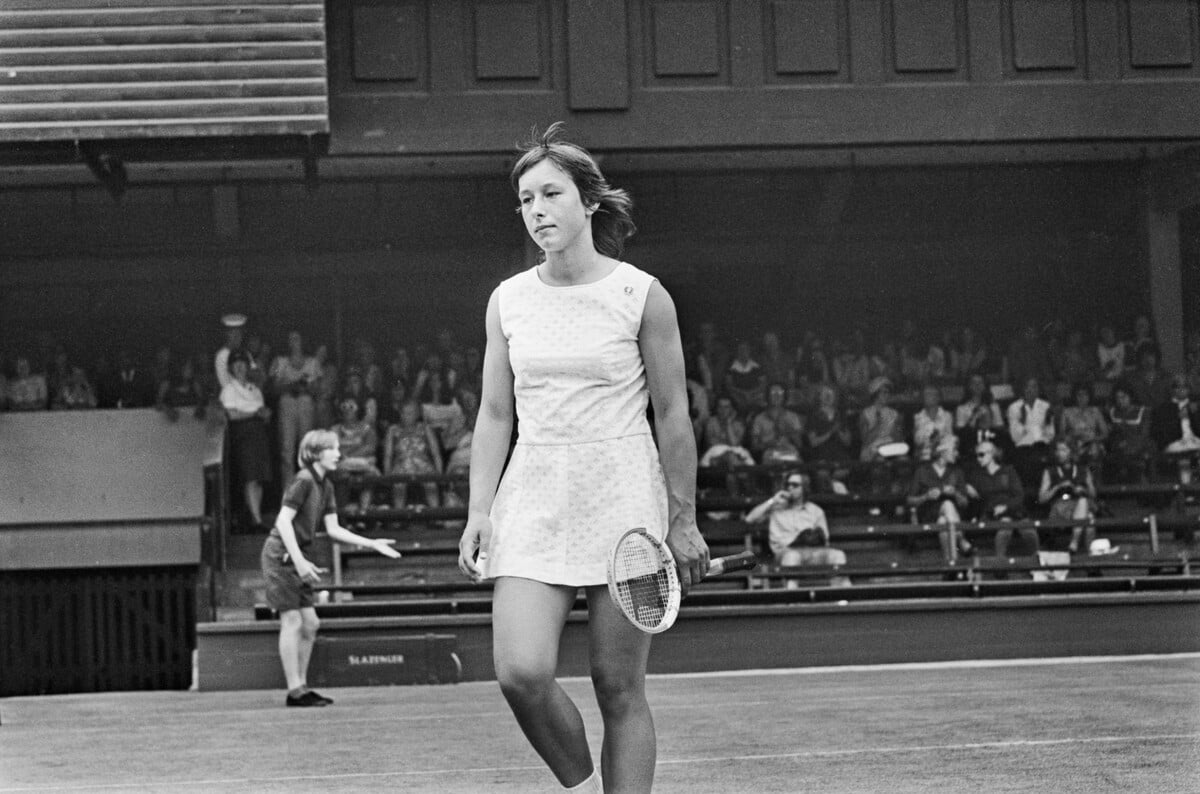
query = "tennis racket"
(606, 527, 758, 633)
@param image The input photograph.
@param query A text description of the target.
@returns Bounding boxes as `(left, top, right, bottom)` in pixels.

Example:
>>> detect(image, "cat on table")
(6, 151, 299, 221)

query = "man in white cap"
(215, 312, 246, 389)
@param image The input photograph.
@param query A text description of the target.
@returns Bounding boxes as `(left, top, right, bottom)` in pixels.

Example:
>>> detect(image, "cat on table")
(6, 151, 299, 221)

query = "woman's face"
(1075, 389, 1090, 407)
(1024, 378, 1039, 402)
(230, 359, 248, 381)
(288, 331, 303, 354)
(968, 375, 985, 398)
(1054, 442, 1072, 463)
(976, 445, 996, 466)
(1115, 389, 1131, 409)
(401, 402, 420, 424)
(923, 387, 940, 410)
(517, 159, 592, 255)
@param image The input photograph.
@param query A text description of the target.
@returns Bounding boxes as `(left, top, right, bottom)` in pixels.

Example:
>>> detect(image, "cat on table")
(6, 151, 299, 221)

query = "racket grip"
(707, 551, 758, 577)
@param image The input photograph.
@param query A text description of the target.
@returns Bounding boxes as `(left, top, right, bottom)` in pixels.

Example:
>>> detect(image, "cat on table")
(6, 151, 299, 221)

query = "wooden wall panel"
(1006, 0, 1081, 74)
(768, 0, 847, 80)
(472, 1, 544, 81)
(888, 0, 963, 76)
(351, 2, 426, 84)
(1125, 0, 1195, 70)
(567, 0, 630, 109)
(645, 0, 728, 83)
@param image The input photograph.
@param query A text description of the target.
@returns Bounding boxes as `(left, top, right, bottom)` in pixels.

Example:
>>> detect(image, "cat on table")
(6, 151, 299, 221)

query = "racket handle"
(707, 551, 758, 577)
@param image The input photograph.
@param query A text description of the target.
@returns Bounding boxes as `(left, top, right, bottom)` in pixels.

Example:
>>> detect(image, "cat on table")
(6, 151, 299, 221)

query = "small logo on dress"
(624, 285, 634, 295)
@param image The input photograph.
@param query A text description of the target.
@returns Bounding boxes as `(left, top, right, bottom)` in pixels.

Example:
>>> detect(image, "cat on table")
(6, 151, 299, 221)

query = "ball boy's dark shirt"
(270, 467, 336, 550)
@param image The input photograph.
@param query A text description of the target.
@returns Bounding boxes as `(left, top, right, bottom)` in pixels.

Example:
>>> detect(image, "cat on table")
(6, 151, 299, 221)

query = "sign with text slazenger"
(311, 634, 460, 686)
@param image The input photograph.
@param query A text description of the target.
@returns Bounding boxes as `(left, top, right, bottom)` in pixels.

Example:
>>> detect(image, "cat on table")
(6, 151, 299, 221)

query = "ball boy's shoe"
(286, 691, 328, 707)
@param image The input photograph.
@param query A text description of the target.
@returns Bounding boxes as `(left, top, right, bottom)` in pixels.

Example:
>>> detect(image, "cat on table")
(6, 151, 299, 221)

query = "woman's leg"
(493, 577, 594, 787)
(585, 584, 656, 794)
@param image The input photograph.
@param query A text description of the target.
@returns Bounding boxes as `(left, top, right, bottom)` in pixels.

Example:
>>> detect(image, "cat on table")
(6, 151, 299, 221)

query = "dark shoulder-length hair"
(510, 122, 636, 259)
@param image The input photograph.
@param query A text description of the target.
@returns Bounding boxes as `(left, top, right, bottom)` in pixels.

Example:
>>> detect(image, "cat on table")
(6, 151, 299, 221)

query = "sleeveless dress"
(482, 262, 670, 586)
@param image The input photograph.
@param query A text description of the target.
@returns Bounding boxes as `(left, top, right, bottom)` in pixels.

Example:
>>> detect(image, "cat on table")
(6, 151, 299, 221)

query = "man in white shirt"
(744, 472, 848, 587)
(1006, 376, 1055, 487)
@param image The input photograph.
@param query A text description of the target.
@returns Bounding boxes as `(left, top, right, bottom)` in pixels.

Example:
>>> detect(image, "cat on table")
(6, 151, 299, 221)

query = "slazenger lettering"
(348, 654, 405, 665)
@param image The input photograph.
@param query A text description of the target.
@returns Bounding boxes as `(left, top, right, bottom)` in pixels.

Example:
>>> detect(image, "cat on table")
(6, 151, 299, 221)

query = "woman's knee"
(495, 655, 557, 705)
(590, 664, 646, 717)
(779, 549, 803, 567)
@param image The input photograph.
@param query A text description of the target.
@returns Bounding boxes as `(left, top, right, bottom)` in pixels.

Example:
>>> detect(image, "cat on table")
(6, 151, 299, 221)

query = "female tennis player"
(458, 123, 709, 793)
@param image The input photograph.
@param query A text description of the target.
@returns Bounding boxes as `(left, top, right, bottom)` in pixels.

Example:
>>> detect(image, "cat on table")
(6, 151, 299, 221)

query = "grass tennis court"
(2, 654, 1197, 793)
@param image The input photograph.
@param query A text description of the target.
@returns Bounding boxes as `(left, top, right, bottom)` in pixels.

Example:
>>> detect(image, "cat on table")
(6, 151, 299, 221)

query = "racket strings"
(613, 540, 671, 628)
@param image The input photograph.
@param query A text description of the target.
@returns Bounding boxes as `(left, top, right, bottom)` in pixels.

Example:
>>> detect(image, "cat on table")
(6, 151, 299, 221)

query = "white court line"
(638, 651, 1200, 681)
(1, 733, 1196, 791)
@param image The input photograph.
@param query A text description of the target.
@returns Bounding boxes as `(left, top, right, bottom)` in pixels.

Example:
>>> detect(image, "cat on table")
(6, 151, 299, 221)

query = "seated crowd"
(4, 313, 1200, 562)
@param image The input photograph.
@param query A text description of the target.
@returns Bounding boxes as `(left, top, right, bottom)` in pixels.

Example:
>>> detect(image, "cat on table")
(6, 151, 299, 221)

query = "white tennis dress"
(483, 261, 670, 586)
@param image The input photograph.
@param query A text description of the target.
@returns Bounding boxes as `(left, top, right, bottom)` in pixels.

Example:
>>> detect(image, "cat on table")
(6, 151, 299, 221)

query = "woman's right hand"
(458, 512, 493, 583)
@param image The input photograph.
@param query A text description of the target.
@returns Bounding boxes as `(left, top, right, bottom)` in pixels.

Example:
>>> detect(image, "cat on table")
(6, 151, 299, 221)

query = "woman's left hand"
(665, 519, 709, 597)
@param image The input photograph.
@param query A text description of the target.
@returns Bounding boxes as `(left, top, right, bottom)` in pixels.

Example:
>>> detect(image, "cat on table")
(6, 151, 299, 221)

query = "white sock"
(564, 768, 602, 793)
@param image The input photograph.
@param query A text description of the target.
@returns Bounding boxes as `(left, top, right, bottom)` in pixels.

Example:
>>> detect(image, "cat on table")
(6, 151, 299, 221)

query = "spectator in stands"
(387, 345, 413, 392)
(913, 384, 955, 462)
(908, 435, 973, 561)
(445, 386, 478, 476)
(331, 395, 381, 511)
(966, 440, 1036, 557)
(949, 325, 988, 380)
(954, 373, 1003, 439)
(244, 332, 270, 391)
(1038, 439, 1097, 554)
(350, 337, 383, 397)
(758, 330, 791, 389)
(833, 330, 872, 407)
(744, 471, 848, 588)
(52, 365, 97, 410)
(725, 340, 766, 413)
(700, 394, 755, 469)
(858, 376, 904, 462)
(261, 429, 400, 708)
(220, 353, 273, 532)
(1006, 324, 1052, 393)
(749, 382, 805, 462)
(1127, 345, 1172, 410)
(800, 333, 832, 385)
(377, 376, 410, 439)
(7, 355, 48, 411)
(1105, 382, 1154, 483)
(381, 398, 442, 509)
(1126, 314, 1157, 371)
(695, 320, 731, 396)
(1096, 324, 1125, 382)
(462, 345, 484, 397)
(214, 312, 245, 389)
(417, 366, 465, 444)
(1185, 330, 1200, 397)
(1058, 382, 1108, 467)
(1152, 373, 1200, 484)
(270, 330, 319, 490)
(97, 349, 155, 409)
(155, 355, 206, 420)
(311, 344, 338, 430)
(1057, 329, 1092, 389)
(1006, 376, 1055, 486)
(806, 384, 853, 462)
(339, 366, 378, 428)
(45, 345, 71, 405)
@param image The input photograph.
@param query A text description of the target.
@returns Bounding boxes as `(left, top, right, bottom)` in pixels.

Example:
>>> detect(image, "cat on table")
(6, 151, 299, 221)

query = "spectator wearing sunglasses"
(966, 441, 1037, 557)
(744, 472, 849, 587)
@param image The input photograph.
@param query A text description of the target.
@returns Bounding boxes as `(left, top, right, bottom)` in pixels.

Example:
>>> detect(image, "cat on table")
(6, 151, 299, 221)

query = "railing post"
(1148, 513, 1160, 554)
